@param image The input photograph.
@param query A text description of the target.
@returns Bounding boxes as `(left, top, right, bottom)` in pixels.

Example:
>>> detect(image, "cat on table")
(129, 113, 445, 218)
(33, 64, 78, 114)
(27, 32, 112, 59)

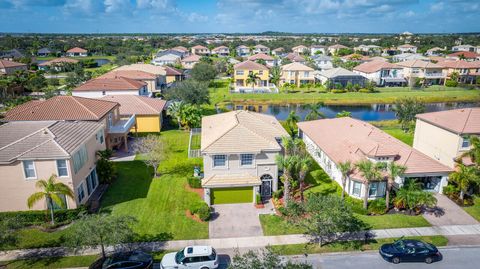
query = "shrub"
(190, 202, 210, 221)
(358, 88, 373, 93)
(445, 80, 458, 87)
(368, 198, 387, 215)
(272, 189, 283, 199)
(0, 207, 86, 227)
(331, 89, 346, 93)
(349, 201, 368, 215)
(443, 185, 458, 198)
(255, 193, 261, 205)
(187, 176, 202, 189)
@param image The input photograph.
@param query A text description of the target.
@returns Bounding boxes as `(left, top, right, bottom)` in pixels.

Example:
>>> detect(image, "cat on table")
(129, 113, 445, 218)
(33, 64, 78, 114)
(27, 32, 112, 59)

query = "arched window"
(260, 174, 273, 181)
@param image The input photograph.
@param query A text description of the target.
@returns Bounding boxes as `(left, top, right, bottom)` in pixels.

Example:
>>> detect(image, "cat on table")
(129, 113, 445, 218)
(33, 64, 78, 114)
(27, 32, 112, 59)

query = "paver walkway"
(423, 194, 478, 226)
(209, 203, 275, 238)
(2, 224, 480, 262)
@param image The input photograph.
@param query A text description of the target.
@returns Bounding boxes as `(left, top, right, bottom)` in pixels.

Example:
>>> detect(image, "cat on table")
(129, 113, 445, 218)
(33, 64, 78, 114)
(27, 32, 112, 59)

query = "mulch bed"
(184, 184, 204, 198)
(185, 210, 205, 223)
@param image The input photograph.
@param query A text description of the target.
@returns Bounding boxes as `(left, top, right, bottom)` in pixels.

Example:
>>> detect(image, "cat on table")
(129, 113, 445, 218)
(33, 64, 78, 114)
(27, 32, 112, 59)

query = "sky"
(0, 0, 478, 34)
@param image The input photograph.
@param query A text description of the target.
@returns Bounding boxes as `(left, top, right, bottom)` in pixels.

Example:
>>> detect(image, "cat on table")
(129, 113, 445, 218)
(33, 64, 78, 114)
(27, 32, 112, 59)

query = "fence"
(188, 128, 202, 158)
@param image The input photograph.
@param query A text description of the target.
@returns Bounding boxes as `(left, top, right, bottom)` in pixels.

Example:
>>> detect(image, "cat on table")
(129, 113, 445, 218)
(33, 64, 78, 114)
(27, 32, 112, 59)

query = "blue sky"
(0, 0, 478, 33)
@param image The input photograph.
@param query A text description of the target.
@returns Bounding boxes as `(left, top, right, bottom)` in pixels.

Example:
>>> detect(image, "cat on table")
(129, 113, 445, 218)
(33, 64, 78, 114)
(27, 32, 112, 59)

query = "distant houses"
(0, 59, 28, 75)
(72, 77, 149, 98)
(66, 47, 88, 57)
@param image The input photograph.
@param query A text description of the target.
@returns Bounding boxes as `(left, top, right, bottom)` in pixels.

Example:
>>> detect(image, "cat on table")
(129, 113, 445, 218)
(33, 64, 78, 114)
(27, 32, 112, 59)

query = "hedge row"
(0, 207, 86, 226)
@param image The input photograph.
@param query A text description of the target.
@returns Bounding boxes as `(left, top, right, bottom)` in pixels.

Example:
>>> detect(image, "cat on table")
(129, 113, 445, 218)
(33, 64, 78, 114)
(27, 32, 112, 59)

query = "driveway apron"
(423, 193, 478, 226)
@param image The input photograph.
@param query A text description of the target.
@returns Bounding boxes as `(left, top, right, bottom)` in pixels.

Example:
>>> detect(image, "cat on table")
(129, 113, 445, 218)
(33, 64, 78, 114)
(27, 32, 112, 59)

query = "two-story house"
(236, 45, 250, 57)
(191, 45, 210, 56)
(252, 44, 270, 55)
(115, 63, 167, 90)
(181, 54, 201, 69)
(310, 45, 327, 55)
(292, 45, 309, 55)
(0, 121, 105, 212)
(280, 62, 315, 87)
(272, 47, 285, 56)
(248, 53, 276, 67)
(437, 60, 480, 85)
(98, 70, 158, 95)
(396, 60, 446, 86)
(353, 60, 406, 86)
(72, 77, 149, 97)
(151, 50, 183, 66)
(328, 44, 349, 55)
(0, 59, 27, 75)
(3, 96, 135, 152)
(311, 54, 333, 71)
(233, 60, 271, 92)
(397, 44, 418, 54)
(200, 111, 289, 205)
(298, 118, 452, 200)
(413, 108, 480, 169)
(211, 46, 230, 57)
(66, 47, 88, 57)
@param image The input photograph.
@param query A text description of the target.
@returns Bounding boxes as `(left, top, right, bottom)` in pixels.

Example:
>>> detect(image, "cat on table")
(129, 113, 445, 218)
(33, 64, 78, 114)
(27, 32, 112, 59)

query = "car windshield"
(175, 249, 185, 264)
(128, 251, 150, 262)
(393, 240, 406, 251)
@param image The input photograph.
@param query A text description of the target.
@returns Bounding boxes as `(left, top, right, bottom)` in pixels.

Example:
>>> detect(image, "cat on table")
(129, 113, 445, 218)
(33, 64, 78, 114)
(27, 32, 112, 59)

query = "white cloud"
(104, 0, 131, 13)
(186, 12, 208, 23)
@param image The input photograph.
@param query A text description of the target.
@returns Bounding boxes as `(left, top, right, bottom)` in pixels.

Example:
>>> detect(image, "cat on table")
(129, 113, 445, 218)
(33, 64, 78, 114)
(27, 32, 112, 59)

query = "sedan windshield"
(175, 250, 185, 264)
(393, 240, 406, 251)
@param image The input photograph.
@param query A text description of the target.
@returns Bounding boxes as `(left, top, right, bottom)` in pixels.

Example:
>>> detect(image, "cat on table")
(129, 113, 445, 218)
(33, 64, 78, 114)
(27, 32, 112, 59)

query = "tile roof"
(164, 66, 183, 76)
(398, 44, 417, 48)
(192, 45, 208, 50)
(99, 70, 157, 80)
(171, 46, 188, 52)
(0, 121, 102, 163)
(285, 53, 305, 62)
(100, 95, 166, 115)
(447, 51, 480, 59)
(292, 45, 308, 50)
(354, 60, 401, 73)
(298, 117, 452, 180)
(248, 53, 274, 61)
(281, 62, 314, 71)
(396, 59, 444, 68)
(38, 57, 79, 66)
(201, 110, 288, 154)
(182, 54, 201, 62)
(416, 108, 480, 134)
(437, 60, 478, 69)
(341, 54, 371, 61)
(254, 44, 269, 49)
(272, 47, 284, 52)
(66, 47, 87, 53)
(115, 64, 166, 76)
(74, 77, 146, 92)
(212, 46, 229, 52)
(328, 44, 348, 49)
(234, 60, 268, 71)
(3, 96, 118, 121)
(318, 67, 362, 78)
(0, 59, 27, 68)
(202, 173, 261, 188)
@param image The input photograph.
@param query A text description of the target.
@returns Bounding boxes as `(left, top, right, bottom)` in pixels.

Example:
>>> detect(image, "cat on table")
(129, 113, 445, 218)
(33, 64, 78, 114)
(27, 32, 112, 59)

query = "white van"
(160, 246, 219, 269)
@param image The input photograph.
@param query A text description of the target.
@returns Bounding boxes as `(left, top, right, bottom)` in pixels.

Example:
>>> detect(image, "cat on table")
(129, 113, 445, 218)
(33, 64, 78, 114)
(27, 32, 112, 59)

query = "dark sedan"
(379, 239, 441, 264)
(90, 250, 153, 269)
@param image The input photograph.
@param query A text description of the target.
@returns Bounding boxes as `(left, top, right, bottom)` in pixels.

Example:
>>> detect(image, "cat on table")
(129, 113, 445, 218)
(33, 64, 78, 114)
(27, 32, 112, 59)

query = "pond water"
(223, 102, 479, 121)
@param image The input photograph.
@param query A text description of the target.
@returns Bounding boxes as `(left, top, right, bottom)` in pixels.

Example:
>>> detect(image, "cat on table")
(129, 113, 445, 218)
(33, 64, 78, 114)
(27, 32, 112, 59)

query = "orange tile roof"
(3, 96, 118, 121)
(100, 95, 166, 115)
(74, 77, 146, 92)
(99, 70, 157, 80)
(0, 59, 27, 68)
(448, 51, 480, 59)
(248, 53, 274, 61)
(354, 60, 401, 73)
(192, 45, 208, 50)
(66, 47, 87, 53)
(437, 60, 478, 69)
(38, 57, 79, 66)
(234, 60, 268, 70)
(416, 108, 480, 135)
(298, 117, 452, 180)
(164, 66, 183, 76)
(182, 55, 201, 62)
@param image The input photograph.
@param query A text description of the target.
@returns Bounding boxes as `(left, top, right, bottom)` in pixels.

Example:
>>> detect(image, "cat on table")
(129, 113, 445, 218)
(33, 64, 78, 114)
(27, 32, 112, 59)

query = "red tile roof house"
(0, 59, 27, 75)
(3, 96, 135, 151)
(72, 77, 148, 98)
(191, 45, 210, 56)
(298, 118, 452, 200)
(211, 46, 230, 57)
(38, 57, 79, 71)
(446, 51, 480, 62)
(181, 54, 201, 69)
(66, 47, 88, 57)
(353, 60, 406, 86)
(98, 70, 157, 95)
(248, 53, 276, 67)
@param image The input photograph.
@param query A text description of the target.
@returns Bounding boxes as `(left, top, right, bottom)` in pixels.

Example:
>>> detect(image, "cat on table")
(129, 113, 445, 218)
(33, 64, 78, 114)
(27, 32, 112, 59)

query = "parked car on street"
(160, 246, 219, 269)
(90, 250, 153, 269)
(379, 239, 441, 264)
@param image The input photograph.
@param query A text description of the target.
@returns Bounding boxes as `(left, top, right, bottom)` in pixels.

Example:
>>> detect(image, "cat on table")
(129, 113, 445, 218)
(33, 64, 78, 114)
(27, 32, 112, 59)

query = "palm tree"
(27, 174, 74, 225)
(285, 111, 300, 137)
(394, 180, 437, 214)
(270, 66, 281, 86)
(297, 156, 312, 201)
(303, 102, 326, 121)
(450, 164, 480, 204)
(338, 161, 353, 200)
(167, 101, 184, 129)
(276, 155, 298, 204)
(246, 72, 260, 91)
(355, 160, 383, 209)
(385, 163, 407, 211)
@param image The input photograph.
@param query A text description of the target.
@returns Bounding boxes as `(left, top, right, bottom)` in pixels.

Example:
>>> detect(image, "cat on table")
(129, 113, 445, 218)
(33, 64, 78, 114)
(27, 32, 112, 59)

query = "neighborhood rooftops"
(115, 63, 167, 76)
(281, 62, 314, 71)
(354, 60, 402, 73)
(0, 121, 103, 164)
(100, 95, 167, 116)
(66, 47, 87, 53)
(201, 110, 288, 154)
(416, 108, 480, 135)
(0, 59, 27, 68)
(182, 54, 201, 62)
(74, 77, 146, 92)
(318, 67, 361, 78)
(298, 117, 452, 180)
(164, 66, 183, 76)
(234, 60, 268, 70)
(38, 57, 79, 66)
(3, 96, 119, 121)
(99, 70, 157, 80)
(248, 53, 274, 61)
(447, 51, 480, 59)
(396, 59, 444, 68)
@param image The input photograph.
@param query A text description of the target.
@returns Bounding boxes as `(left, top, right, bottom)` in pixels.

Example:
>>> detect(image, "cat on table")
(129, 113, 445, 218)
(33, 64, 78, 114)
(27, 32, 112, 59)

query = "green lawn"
(270, 236, 448, 256)
(101, 130, 208, 241)
(463, 196, 480, 222)
(371, 120, 414, 146)
(355, 214, 430, 230)
(210, 79, 480, 105)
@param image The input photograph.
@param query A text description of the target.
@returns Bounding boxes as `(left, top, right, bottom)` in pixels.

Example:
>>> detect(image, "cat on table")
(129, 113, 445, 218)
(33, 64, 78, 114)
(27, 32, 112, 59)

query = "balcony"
(108, 114, 136, 134)
(424, 72, 445, 78)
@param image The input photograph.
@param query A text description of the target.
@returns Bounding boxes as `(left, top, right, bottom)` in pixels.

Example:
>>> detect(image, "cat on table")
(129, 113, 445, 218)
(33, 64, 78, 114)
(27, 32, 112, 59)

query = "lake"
(223, 102, 479, 121)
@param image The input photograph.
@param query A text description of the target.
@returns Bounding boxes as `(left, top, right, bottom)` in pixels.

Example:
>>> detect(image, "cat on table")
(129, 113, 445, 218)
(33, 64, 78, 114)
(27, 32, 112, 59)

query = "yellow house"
(280, 62, 315, 87)
(165, 66, 184, 85)
(233, 60, 270, 91)
(101, 95, 167, 133)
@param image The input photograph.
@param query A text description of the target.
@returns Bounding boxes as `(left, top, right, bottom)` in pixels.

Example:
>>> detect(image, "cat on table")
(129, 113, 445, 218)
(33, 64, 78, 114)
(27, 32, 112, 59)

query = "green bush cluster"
(445, 80, 459, 87)
(367, 198, 387, 215)
(0, 207, 86, 227)
(187, 176, 202, 189)
(189, 202, 210, 221)
(331, 89, 347, 93)
(358, 88, 373, 93)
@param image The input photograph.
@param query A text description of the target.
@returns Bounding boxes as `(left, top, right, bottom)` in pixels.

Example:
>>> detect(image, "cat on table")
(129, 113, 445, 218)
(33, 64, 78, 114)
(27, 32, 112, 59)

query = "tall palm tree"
(285, 111, 300, 137)
(27, 174, 74, 225)
(270, 66, 281, 86)
(338, 161, 353, 200)
(386, 162, 407, 210)
(303, 102, 326, 121)
(355, 160, 383, 209)
(167, 101, 184, 130)
(297, 156, 312, 202)
(246, 72, 260, 91)
(276, 155, 298, 204)
(450, 164, 480, 204)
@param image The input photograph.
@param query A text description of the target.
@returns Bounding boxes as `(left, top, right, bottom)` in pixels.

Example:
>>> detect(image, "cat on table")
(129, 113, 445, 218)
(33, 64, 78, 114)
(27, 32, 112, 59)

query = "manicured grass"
(260, 215, 305, 236)
(355, 214, 431, 230)
(210, 79, 480, 105)
(371, 120, 414, 146)
(270, 236, 448, 256)
(0, 255, 98, 269)
(101, 130, 208, 241)
(463, 196, 480, 222)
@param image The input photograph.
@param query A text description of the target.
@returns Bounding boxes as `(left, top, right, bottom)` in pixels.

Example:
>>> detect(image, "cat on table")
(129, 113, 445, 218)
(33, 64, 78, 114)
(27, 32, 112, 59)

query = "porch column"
(204, 188, 211, 206)
(253, 186, 259, 204)
(124, 134, 128, 152)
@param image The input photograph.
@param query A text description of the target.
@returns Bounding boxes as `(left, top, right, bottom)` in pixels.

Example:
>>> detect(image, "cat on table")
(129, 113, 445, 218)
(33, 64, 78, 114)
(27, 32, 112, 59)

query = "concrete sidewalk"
(2, 224, 480, 262)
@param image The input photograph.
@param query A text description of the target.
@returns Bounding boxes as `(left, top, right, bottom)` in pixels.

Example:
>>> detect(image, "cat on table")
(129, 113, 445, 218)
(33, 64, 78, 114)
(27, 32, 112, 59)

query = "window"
(213, 155, 226, 167)
(72, 145, 88, 174)
(23, 160, 36, 179)
(56, 160, 69, 177)
(108, 113, 113, 128)
(85, 169, 98, 196)
(236, 70, 244, 75)
(77, 183, 85, 203)
(102, 91, 106, 96)
(352, 181, 362, 197)
(369, 182, 379, 197)
(259, 71, 263, 75)
(462, 136, 470, 148)
(240, 154, 254, 166)
(96, 130, 104, 144)
(304, 71, 309, 77)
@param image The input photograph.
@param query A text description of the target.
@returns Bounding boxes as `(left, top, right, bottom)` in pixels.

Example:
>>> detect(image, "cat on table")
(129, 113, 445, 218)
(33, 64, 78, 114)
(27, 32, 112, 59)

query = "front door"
(260, 180, 272, 198)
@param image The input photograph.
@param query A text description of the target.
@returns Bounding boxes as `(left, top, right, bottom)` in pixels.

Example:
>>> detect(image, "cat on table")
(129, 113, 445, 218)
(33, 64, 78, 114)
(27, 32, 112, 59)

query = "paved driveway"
(423, 194, 478, 226)
(209, 203, 275, 239)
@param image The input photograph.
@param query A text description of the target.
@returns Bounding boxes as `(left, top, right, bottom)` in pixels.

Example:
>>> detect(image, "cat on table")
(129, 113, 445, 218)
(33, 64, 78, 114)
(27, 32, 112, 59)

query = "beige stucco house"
(0, 121, 105, 212)
(201, 111, 289, 205)
(0, 59, 27, 75)
(280, 62, 315, 86)
(413, 108, 480, 169)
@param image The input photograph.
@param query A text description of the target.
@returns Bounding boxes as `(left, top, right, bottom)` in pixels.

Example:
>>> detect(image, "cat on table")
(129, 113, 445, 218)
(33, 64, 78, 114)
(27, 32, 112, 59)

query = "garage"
(211, 187, 253, 204)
